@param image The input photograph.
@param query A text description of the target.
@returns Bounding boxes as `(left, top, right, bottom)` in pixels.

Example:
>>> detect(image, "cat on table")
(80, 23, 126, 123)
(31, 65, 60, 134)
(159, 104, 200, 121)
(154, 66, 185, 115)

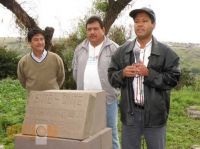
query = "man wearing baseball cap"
(108, 7, 180, 149)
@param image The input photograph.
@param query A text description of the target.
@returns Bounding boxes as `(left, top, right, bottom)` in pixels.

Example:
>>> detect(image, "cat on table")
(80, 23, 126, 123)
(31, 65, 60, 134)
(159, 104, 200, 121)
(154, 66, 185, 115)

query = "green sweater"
(17, 51, 65, 91)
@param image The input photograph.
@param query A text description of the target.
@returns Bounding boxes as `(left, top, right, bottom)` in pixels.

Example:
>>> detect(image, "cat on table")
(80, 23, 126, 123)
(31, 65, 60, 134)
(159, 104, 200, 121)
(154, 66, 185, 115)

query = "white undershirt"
(31, 50, 47, 62)
(83, 41, 104, 90)
(133, 40, 152, 105)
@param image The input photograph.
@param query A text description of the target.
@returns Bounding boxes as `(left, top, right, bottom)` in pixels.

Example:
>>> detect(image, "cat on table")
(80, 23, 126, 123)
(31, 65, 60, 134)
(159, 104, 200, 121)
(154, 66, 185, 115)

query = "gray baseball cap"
(129, 7, 156, 23)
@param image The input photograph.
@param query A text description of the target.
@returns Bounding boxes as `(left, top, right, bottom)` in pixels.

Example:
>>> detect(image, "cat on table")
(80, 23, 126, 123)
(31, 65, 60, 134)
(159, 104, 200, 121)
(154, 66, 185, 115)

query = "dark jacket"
(108, 37, 181, 127)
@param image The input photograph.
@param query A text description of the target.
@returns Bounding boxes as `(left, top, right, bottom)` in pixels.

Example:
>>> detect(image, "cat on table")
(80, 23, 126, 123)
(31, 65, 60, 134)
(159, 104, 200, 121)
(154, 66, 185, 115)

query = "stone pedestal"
(15, 90, 112, 149)
(22, 90, 106, 140)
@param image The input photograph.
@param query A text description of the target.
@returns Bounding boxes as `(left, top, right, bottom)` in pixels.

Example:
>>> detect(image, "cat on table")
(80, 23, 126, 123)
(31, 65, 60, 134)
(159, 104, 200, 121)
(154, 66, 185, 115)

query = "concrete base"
(15, 128, 112, 149)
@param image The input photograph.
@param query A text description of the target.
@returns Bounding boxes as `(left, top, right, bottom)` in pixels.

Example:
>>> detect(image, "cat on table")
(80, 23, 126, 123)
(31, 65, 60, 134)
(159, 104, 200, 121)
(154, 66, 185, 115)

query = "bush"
(51, 41, 76, 89)
(108, 26, 126, 45)
(0, 79, 26, 147)
(0, 47, 20, 80)
(175, 68, 196, 90)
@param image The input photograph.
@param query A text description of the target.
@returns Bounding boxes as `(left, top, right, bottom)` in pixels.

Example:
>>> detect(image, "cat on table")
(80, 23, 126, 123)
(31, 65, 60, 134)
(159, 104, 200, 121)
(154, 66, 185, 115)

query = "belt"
(134, 103, 144, 109)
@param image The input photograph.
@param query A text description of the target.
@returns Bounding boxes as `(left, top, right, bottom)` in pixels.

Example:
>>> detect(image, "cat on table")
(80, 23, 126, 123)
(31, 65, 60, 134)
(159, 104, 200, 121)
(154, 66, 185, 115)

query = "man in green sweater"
(17, 28, 65, 92)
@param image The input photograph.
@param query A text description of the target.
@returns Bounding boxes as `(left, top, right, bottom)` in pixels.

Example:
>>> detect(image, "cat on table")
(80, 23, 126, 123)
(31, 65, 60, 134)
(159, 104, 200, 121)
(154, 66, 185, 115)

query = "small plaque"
(35, 124, 47, 137)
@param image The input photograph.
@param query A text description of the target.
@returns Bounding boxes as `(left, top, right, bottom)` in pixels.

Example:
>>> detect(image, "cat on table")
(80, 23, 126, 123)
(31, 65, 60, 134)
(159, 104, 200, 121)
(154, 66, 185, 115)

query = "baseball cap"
(129, 7, 156, 23)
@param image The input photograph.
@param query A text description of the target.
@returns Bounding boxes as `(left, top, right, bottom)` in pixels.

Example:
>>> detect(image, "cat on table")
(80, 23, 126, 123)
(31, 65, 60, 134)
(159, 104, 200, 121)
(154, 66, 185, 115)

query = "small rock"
(0, 145, 4, 149)
(187, 106, 200, 119)
(191, 145, 200, 149)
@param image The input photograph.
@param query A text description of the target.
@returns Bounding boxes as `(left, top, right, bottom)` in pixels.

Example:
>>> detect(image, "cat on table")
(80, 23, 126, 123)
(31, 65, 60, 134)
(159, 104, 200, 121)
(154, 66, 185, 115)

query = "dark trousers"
(122, 108, 166, 149)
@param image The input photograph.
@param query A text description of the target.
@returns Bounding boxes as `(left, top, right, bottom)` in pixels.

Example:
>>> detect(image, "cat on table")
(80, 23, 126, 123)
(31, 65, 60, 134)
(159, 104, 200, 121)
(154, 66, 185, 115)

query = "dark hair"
(86, 16, 104, 29)
(27, 28, 45, 42)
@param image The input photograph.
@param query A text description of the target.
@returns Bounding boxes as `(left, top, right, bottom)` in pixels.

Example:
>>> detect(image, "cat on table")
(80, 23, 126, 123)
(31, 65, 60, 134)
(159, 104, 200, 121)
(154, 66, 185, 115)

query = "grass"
(0, 79, 200, 148)
(0, 78, 26, 149)
(166, 89, 200, 148)
(117, 88, 200, 148)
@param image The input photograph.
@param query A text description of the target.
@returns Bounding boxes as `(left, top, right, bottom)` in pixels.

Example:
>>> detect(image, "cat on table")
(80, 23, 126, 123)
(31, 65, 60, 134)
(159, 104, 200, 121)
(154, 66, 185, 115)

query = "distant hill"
(166, 42, 200, 75)
(1, 37, 200, 75)
(0, 37, 29, 55)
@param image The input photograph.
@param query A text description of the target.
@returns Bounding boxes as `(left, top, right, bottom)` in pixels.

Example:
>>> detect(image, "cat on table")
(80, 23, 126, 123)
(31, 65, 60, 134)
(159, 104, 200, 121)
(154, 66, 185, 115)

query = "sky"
(0, 0, 200, 43)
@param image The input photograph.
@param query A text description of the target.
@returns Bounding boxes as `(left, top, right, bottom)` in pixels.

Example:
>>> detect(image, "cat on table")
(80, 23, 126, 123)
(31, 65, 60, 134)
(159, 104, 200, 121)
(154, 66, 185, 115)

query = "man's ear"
(153, 23, 156, 29)
(103, 27, 106, 33)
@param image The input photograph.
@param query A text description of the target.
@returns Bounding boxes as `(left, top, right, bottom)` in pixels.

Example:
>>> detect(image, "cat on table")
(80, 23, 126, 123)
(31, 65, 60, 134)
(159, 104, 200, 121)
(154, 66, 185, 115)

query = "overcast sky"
(0, 0, 200, 43)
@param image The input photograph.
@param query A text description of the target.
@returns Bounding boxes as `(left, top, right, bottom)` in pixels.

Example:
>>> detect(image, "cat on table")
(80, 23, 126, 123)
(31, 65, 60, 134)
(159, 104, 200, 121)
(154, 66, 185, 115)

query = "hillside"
(166, 42, 200, 74)
(1, 37, 200, 74)
(0, 37, 29, 55)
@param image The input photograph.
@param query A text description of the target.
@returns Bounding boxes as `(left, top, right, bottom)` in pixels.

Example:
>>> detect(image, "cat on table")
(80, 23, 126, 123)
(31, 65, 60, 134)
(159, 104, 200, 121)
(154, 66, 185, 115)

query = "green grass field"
(0, 78, 200, 149)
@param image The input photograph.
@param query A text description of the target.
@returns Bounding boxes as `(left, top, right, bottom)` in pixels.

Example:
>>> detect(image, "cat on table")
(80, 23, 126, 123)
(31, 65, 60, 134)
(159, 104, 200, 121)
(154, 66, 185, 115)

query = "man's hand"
(122, 65, 139, 78)
(135, 63, 149, 76)
(122, 63, 149, 78)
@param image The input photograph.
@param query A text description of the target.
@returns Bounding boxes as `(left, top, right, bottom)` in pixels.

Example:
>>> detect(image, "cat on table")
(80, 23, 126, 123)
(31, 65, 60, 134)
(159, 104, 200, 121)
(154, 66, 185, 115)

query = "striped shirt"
(133, 40, 152, 105)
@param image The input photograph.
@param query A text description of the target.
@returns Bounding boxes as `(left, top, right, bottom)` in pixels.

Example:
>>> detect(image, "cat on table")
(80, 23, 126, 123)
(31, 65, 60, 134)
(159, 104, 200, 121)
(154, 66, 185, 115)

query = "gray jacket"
(72, 37, 119, 104)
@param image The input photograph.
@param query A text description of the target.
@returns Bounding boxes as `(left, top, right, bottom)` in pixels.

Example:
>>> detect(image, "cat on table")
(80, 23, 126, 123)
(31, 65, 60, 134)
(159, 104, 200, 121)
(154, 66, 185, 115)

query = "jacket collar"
(125, 36, 161, 56)
(81, 36, 112, 51)
(151, 37, 161, 56)
(125, 40, 135, 54)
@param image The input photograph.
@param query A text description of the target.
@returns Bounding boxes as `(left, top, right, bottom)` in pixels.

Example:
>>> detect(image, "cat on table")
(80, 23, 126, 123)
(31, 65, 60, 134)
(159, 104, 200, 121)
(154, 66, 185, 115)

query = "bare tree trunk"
(104, 0, 132, 35)
(44, 27, 54, 50)
(0, 0, 54, 50)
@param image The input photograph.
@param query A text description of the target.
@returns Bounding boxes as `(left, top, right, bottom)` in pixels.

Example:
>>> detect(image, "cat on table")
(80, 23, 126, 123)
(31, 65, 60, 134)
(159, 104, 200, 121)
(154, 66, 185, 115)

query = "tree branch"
(103, 0, 132, 34)
(0, 0, 38, 30)
(0, 0, 54, 50)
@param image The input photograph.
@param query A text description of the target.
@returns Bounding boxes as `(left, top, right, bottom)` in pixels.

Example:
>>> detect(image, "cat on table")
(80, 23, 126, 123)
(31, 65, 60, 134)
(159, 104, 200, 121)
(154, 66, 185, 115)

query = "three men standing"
(17, 8, 181, 149)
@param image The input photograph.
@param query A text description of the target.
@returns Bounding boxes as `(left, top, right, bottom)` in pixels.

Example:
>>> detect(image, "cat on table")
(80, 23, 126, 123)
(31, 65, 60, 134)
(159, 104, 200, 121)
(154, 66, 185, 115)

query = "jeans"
(122, 108, 166, 149)
(106, 100, 120, 149)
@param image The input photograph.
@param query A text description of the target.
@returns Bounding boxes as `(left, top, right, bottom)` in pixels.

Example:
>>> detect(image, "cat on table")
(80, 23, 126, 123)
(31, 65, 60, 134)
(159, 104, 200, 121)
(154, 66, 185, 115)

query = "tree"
(0, 0, 134, 89)
(0, 0, 134, 44)
(103, 0, 135, 34)
(93, 0, 136, 34)
(0, 0, 54, 50)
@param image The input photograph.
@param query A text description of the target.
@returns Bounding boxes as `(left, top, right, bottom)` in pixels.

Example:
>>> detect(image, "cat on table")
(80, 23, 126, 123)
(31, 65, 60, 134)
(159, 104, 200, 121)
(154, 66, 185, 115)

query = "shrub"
(0, 79, 26, 147)
(51, 41, 76, 89)
(0, 47, 20, 80)
(108, 26, 126, 45)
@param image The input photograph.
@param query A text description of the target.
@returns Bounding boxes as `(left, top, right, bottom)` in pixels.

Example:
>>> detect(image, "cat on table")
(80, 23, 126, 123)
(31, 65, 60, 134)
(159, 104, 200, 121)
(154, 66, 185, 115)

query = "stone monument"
(14, 90, 112, 149)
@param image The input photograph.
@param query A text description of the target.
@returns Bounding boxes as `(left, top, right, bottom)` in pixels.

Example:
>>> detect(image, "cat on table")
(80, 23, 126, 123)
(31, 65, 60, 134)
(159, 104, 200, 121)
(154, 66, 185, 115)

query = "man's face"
(134, 12, 155, 40)
(30, 33, 45, 53)
(86, 21, 105, 46)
